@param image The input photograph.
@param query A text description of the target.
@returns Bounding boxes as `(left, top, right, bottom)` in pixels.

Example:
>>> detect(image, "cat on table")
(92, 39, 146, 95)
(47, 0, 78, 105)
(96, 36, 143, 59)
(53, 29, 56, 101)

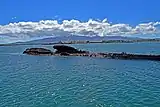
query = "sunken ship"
(23, 45, 160, 61)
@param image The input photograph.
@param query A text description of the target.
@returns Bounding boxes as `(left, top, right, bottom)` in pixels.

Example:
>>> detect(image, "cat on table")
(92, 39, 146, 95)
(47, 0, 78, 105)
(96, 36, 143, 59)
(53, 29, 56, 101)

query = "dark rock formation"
(23, 48, 53, 55)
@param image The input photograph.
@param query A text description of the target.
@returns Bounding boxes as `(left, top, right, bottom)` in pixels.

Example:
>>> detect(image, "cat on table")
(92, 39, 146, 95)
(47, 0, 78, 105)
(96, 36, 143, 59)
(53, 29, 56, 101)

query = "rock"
(23, 48, 53, 55)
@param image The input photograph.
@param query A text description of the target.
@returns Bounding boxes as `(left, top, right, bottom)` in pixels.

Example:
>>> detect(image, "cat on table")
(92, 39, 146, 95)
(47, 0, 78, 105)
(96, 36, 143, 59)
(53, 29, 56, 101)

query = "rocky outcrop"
(23, 48, 53, 55)
(23, 45, 160, 61)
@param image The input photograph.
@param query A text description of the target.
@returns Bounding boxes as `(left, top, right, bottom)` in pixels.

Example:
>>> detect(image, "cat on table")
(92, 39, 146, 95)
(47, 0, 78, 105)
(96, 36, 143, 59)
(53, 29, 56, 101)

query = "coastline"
(0, 39, 160, 46)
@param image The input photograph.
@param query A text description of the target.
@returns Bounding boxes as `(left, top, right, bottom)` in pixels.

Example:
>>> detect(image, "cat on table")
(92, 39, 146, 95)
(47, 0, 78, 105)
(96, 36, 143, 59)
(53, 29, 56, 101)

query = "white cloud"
(0, 19, 160, 43)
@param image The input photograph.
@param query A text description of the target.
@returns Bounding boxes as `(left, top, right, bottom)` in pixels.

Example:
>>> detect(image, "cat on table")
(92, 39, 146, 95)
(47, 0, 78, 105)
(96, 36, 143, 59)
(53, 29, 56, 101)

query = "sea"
(0, 42, 160, 107)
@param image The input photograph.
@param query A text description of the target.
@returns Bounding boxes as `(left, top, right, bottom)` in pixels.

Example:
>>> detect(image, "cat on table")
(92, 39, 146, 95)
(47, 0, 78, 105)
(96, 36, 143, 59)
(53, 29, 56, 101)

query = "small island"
(23, 45, 160, 61)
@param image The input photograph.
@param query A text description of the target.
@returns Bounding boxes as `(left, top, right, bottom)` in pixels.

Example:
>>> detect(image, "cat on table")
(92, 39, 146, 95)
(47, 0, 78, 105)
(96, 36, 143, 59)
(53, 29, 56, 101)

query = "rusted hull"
(23, 46, 160, 61)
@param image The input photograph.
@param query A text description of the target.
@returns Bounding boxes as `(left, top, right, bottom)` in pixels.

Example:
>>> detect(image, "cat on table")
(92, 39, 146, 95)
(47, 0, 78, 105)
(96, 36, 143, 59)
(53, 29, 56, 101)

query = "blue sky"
(0, 0, 160, 43)
(1, 0, 160, 25)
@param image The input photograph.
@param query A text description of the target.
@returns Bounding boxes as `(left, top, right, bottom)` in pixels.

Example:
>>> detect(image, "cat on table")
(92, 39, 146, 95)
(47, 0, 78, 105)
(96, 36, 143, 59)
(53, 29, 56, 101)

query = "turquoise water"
(0, 43, 160, 107)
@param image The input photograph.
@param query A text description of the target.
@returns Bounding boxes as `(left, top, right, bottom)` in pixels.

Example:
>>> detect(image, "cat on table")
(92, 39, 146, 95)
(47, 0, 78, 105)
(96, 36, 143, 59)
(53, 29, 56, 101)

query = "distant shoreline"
(0, 39, 160, 46)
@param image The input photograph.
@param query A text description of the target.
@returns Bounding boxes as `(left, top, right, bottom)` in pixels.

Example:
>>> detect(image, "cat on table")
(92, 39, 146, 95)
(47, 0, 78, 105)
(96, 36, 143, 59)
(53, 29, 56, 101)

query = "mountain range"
(17, 36, 141, 44)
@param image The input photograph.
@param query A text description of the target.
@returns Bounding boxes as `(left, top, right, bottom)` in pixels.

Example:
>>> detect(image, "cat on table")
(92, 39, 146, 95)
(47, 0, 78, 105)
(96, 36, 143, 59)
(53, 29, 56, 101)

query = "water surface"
(0, 43, 160, 107)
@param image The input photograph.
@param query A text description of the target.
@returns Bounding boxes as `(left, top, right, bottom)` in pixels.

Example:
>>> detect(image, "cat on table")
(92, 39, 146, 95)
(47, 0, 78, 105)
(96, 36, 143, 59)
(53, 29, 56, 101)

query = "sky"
(0, 0, 160, 43)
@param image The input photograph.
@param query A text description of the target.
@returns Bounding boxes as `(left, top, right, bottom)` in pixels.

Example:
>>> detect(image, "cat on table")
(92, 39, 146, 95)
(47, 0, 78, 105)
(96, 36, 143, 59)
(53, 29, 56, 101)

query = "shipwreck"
(23, 45, 160, 61)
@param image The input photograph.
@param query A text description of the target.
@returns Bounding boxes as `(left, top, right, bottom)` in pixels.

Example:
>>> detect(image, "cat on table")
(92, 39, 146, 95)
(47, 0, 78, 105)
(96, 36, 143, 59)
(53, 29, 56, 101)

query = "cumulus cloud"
(0, 19, 160, 43)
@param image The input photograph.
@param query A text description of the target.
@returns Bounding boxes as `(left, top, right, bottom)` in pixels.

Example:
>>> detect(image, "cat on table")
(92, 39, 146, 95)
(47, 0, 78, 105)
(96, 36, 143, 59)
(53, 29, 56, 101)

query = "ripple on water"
(1, 44, 160, 107)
